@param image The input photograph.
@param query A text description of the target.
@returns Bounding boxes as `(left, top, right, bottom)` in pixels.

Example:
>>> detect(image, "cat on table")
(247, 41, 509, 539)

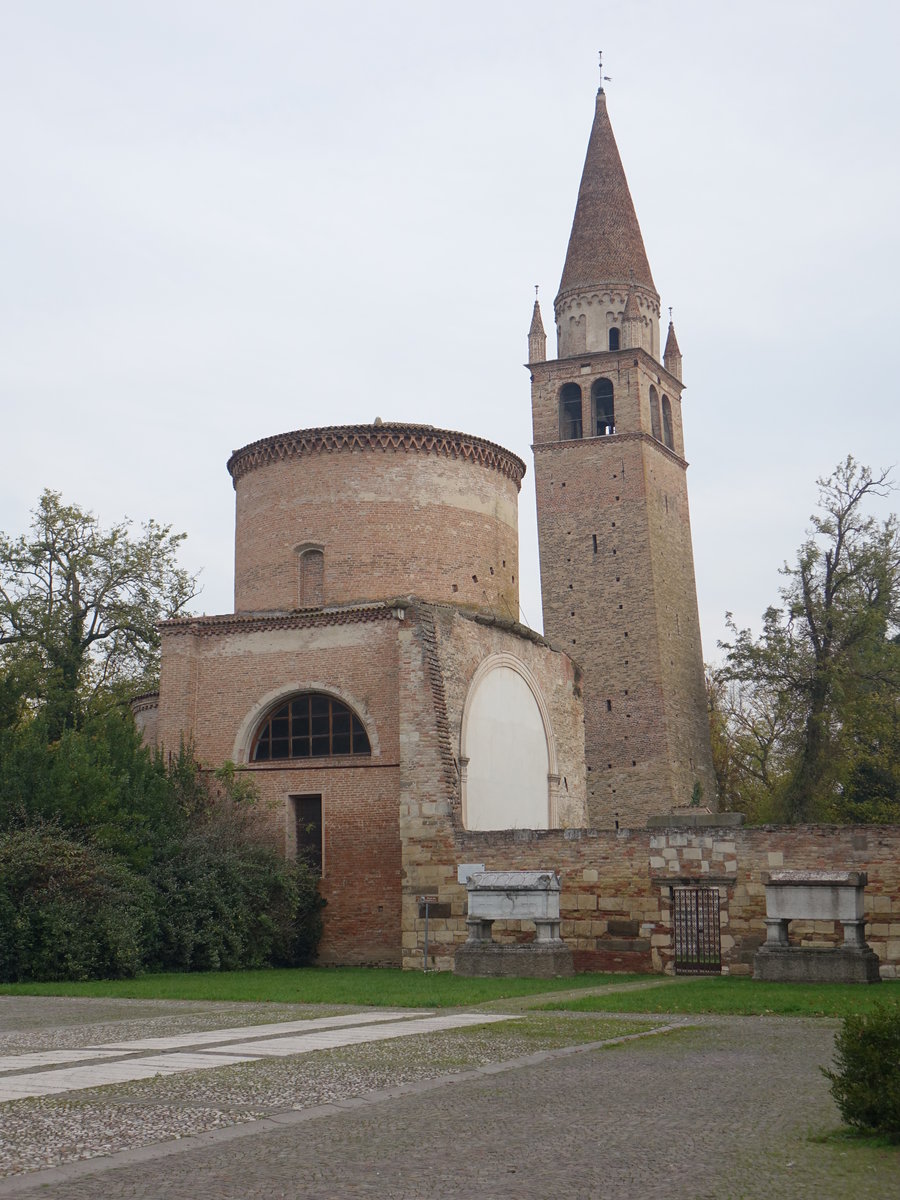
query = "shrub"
(0, 720, 324, 980)
(823, 1002, 900, 1139)
(145, 794, 323, 973)
(0, 824, 154, 982)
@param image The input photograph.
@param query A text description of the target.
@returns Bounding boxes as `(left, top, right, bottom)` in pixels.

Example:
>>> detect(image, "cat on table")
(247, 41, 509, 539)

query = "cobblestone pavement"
(1, 996, 897, 1199)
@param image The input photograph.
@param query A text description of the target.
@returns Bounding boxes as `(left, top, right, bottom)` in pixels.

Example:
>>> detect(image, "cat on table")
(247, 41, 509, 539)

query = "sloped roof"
(528, 298, 546, 337)
(557, 90, 656, 299)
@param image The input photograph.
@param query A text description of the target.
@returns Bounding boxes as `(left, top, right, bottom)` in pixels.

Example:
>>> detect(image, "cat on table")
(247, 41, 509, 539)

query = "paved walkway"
(0, 1011, 511, 1101)
(1, 994, 897, 1198)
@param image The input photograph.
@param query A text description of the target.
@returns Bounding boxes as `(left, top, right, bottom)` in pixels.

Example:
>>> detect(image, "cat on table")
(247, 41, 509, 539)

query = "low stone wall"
(400, 820, 900, 978)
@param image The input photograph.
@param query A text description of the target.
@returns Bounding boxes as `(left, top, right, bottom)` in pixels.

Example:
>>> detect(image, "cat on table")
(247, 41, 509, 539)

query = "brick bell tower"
(529, 80, 716, 826)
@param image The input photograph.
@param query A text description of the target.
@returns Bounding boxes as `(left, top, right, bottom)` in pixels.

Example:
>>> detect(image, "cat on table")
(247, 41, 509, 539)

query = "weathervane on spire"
(535, 285, 540, 298)
(598, 50, 611, 92)
(669, 306, 673, 323)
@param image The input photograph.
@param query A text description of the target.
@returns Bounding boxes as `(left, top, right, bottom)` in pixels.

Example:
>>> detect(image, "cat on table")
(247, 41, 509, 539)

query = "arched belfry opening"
(559, 383, 583, 440)
(649, 385, 661, 441)
(661, 394, 674, 449)
(592, 378, 615, 436)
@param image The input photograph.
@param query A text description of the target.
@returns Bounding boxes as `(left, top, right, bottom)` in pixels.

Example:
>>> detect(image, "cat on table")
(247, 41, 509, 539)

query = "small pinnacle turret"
(528, 295, 547, 363)
(664, 318, 683, 381)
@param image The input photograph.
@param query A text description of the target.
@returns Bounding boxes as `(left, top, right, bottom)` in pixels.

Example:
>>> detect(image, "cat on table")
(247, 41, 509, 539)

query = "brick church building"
(136, 82, 900, 977)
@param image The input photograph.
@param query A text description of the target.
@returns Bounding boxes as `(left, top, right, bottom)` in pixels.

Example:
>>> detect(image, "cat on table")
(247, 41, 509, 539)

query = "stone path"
(0, 1011, 511, 1101)
(1, 994, 897, 1198)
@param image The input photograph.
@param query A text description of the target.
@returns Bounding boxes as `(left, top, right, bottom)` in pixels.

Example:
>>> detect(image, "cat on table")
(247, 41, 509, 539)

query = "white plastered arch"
(232, 681, 380, 764)
(459, 652, 559, 831)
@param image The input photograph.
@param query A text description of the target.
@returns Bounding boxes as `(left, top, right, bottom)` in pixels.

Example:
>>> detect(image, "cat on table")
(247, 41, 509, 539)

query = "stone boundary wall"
(401, 822, 900, 978)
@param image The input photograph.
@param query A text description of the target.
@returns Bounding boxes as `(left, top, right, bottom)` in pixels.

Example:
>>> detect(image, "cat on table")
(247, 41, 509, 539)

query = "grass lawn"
(540, 975, 900, 1018)
(0, 967, 646, 1008)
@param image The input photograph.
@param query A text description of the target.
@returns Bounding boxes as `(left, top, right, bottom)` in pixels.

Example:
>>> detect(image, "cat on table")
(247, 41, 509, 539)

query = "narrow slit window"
(298, 548, 324, 606)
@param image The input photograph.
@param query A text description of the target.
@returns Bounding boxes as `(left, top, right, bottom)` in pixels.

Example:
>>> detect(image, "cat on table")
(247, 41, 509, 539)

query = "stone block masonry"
(401, 817, 900, 977)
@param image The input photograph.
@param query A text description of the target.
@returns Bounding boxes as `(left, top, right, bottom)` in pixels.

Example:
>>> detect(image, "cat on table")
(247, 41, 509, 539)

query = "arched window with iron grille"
(252, 693, 371, 761)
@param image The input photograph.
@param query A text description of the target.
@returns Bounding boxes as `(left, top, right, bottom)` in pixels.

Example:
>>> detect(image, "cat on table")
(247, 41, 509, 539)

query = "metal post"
(417, 894, 437, 973)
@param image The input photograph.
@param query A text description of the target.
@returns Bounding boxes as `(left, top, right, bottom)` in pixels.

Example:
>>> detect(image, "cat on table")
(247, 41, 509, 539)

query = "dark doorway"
(292, 794, 323, 875)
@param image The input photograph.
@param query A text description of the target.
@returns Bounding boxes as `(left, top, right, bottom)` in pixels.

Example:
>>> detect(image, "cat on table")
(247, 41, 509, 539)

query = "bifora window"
(252, 694, 371, 761)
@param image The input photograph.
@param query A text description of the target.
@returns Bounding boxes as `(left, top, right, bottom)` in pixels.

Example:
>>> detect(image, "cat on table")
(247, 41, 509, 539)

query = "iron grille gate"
(673, 888, 721, 975)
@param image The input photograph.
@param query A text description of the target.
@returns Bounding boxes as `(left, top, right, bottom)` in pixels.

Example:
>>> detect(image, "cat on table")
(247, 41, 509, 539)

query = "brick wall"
(156, 607, 405, 966)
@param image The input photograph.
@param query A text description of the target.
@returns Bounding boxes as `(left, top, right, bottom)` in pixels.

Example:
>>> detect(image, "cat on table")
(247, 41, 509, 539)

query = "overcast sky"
(2, 0, 898, 660)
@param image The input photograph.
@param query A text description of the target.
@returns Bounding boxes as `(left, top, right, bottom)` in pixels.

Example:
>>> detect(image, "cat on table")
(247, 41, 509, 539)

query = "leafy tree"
(0, 709, 186, 868)
(0, 490, 197, 736)
(718, 458, 900, 822)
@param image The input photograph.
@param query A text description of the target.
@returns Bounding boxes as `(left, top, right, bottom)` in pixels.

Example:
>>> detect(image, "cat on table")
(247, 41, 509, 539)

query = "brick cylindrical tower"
(227, 423, 525, 616)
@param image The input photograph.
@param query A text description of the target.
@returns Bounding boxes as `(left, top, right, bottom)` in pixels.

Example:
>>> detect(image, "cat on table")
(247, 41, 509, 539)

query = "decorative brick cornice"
(227, 423, 526, 491)
(532, 430, 688, 468)
(130, 691, 160, 713)
(160, 602, 400, 639)
(555, 282, 660, 312)
(530, 346, 683, 394)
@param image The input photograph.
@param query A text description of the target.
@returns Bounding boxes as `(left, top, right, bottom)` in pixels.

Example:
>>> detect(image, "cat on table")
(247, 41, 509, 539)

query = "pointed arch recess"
(459, 653, 559, 831)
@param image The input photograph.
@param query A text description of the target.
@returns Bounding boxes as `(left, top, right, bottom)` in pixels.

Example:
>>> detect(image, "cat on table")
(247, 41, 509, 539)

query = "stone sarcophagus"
(753, 870, 881, 983)
(453, 870, 574, 978)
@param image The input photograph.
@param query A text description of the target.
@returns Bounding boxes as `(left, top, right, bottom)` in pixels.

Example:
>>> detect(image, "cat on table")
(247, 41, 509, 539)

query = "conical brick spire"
(557, 90, 656, 299)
